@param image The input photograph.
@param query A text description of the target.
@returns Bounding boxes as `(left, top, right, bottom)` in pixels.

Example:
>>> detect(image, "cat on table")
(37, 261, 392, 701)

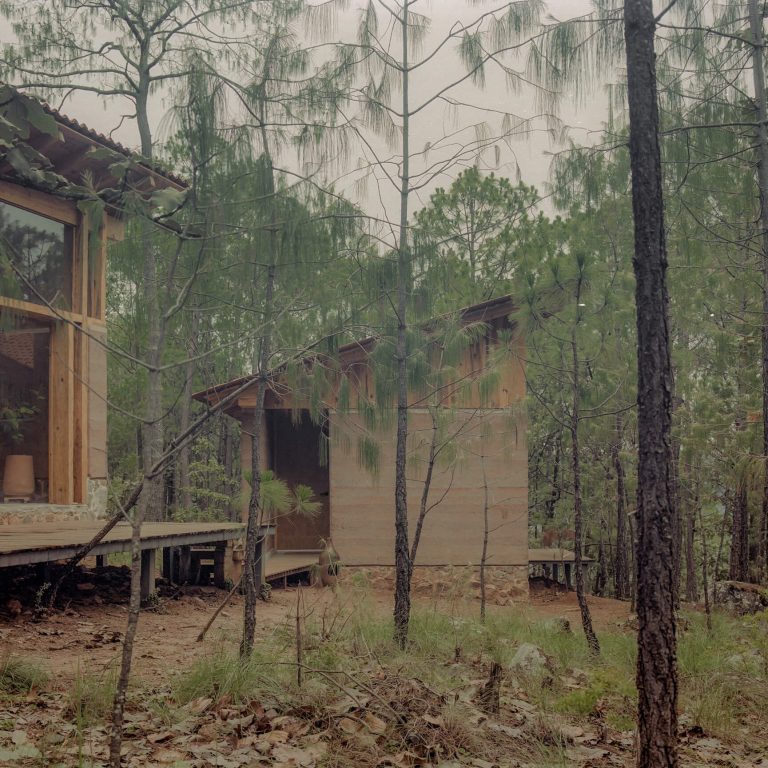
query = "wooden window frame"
(0, 181, 97, 506)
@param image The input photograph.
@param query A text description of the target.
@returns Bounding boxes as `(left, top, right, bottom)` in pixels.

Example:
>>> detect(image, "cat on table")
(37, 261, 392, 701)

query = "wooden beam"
(48, 321, 74, 503)
(73, 327, 88, 504)
(0, 296, 84, 324)
(0, 181, 79, 225)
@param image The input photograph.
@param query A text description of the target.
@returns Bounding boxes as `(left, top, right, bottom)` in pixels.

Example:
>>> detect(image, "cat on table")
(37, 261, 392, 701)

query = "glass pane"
(0, 201, 73, 311)
(0, 317, 50, 502)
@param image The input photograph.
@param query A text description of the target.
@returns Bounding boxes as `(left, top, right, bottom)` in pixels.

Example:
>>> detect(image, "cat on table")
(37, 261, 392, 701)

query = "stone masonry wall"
(344, 565, 529, 605)
(0, 478, 108, 525)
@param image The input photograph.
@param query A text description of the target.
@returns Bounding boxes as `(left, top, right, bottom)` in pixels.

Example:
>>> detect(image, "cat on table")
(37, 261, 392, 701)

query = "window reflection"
(0, 202, 73, 311)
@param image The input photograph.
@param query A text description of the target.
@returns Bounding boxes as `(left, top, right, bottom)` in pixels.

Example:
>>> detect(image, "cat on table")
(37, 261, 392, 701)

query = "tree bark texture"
(480, 451, 490, 623)
(177, 307, 201, 512)
(109, 519, 143, 767)
(393, 0, 413, 649)
(241, 260, 276, 659)
(136, 68, 167, 524)
(685, 495, 698, 603)
(613, 413, 630, 599)
(728, 483, 750, 582)
(410, 409, 438, 565)
(624, 2, 679, 765)
(570, 272, 600, 656)
(748, 0, 768, 580)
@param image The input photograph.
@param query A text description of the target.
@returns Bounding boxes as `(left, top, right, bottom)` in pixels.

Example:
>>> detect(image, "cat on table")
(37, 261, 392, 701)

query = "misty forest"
(0, 1, 767, 767)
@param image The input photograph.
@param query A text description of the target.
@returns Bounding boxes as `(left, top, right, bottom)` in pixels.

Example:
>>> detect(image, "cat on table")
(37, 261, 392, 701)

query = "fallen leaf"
(421, 714, 444, 727)
(147, 730, 176, 744)
(153, 747, 187, 763)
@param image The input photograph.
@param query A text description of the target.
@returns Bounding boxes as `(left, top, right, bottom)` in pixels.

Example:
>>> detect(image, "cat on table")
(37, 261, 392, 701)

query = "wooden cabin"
(0, 88, 185, 523)
(194, 296, 529, 585)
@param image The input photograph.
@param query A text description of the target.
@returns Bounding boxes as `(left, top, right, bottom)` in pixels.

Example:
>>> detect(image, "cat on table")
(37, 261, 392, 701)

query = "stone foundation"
(0, 477, 108, 524)
(0, 502, 90, 524)
(344, 565, 529, 604)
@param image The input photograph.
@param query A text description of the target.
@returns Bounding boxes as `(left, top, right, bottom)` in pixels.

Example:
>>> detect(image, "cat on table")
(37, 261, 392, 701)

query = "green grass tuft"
(0, 654, 48, 694)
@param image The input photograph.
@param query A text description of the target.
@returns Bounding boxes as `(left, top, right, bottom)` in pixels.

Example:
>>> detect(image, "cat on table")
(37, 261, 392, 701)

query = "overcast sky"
(16, 0, 611, 220)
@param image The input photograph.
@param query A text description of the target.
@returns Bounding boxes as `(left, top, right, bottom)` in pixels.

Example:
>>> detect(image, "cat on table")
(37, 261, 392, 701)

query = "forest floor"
(1, 566, 767, 767)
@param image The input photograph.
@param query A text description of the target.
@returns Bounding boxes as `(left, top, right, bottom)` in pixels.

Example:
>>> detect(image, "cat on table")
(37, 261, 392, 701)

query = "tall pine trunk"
(177, 308, 201, 513)
(729, 481, 750, 582)
(136, 69, 166, 523)
(624, 2, 679, 765)
(684, 477, 698, 602)
(749, 0, 768, 581)
(613, 413, 630, 598)
(393, 0, 413, 649)
(570, 271, 600, 656)
(241, 147, 277, 658)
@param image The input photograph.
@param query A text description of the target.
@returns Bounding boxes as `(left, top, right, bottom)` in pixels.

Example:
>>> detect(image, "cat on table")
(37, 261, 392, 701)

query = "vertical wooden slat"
(48, 322, 75, 503)
(72, 325, 89, 504)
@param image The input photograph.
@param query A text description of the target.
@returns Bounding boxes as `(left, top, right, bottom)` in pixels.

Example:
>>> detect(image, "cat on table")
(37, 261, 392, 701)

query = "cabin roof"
(192, 293, 517, 406)
(0, 86, 187, 197)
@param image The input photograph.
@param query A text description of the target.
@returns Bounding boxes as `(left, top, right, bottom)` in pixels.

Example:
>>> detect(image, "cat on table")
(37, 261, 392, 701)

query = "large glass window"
(0, 201, 73, 311)
(0, 317, 50, 503)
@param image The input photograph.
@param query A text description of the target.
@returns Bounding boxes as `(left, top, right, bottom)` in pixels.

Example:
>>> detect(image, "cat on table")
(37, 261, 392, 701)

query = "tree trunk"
(729, 481, 750, 582)
(670, 427, 682, 608)
(177, 307, 201, 512)
(241, 251, 277, 659)
(393, 0, 412, 650)
(410, 408, 438, 565)
(684, 474, 698, 602)
(624, 2, 679, 765)
(698, 480, 712, 632)
(479, 451, 490, 623)
(728, 484, 749, 581)
(748, 0, 768, 582)
(109, 517, 143, 767)
(594, 517, 607, 597)
(613, 413, 630, 599)
(570, 271, 600, 656)
(545, 432, 562, 519)
(136, 69, 167, 524)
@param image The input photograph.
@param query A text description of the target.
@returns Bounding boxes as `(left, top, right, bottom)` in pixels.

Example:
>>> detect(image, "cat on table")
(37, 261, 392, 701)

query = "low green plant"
(0, 654, 48, 693)
(173, 645, 288, 705)
(67, 664, 117, 725)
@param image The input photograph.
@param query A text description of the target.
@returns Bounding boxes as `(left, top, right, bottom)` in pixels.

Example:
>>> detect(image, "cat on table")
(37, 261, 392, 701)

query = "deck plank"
(0, 521, 264, 567)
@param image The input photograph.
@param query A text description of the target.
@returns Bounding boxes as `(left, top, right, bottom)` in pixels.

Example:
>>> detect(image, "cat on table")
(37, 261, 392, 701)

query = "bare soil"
(0, 571, 633, 684)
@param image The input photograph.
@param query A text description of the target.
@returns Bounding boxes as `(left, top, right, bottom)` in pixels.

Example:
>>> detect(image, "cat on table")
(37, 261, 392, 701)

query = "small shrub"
(0, 655, 48, 694)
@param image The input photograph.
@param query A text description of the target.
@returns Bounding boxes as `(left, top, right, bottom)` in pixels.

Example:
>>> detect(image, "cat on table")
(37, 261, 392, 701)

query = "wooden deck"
(264, 551, 318, 584)
(528, 548, 593, 564)
(0, 521, 251, 568)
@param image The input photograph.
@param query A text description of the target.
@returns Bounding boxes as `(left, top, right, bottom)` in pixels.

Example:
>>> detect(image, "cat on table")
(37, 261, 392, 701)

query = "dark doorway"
(267, 409, 330, 550)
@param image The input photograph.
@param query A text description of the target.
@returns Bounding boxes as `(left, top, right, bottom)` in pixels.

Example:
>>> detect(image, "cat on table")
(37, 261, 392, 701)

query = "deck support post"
(162, 547, 175, 583)
(140, 549, 156, 600)
(35, 561, 50, 581)
(213, 544, 226, 588)
(178, 546, 192, 584)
